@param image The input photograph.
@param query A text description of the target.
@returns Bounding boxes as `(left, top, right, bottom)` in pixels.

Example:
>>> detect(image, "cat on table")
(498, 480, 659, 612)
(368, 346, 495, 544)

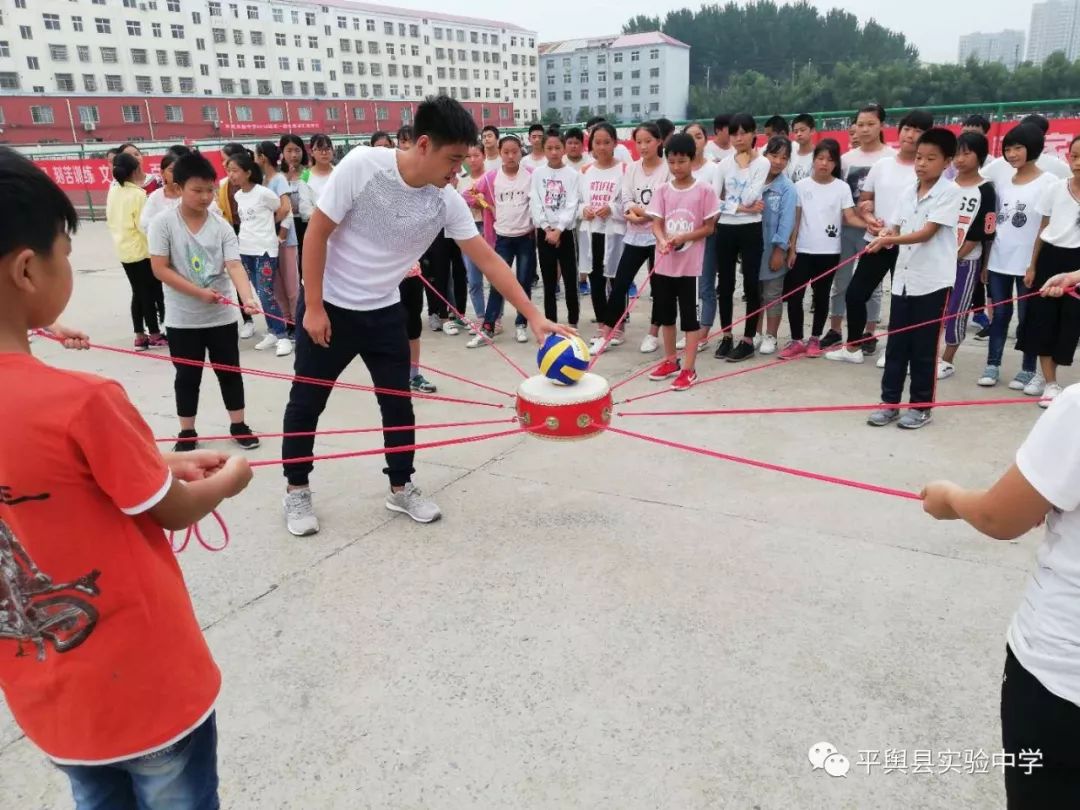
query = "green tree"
(576, 106, 594, 122)
(542, 108, 563, 126)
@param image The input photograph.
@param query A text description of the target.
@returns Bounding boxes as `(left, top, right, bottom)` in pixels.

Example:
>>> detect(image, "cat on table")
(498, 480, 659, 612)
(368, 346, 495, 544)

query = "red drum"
(516, 373, 612, 440)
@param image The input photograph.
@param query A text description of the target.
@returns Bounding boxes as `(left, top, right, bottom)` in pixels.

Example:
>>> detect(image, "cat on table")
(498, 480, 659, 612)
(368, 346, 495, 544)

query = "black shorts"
(652, 274, 700, 332)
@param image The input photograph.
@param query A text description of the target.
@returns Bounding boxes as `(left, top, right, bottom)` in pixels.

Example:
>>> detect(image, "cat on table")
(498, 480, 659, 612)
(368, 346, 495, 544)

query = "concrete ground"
(3, 222, 1057, 809)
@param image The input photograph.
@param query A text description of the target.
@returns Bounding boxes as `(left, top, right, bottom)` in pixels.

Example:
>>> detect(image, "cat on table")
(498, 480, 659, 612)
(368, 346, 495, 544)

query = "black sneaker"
(713, 335, 734, 359)
(726, 340, 755, 363)
(819, 330, 843, 350)
(230, 422, 261, 450)
(860, 334, 878, 356)
(173, 429, 199, 452)
(974, 326, 991, 341)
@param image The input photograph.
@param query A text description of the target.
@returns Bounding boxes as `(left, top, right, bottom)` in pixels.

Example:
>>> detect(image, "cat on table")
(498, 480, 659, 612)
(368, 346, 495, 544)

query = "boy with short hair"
(524, 123, 548, 168)
(0, 146, 252, 807)
(705, 114, 734, 163)
(787, 113, 816, 183)
(763, 115, 789, 139)
(480, 124, 501, 171)
(864, 128, 961, 430)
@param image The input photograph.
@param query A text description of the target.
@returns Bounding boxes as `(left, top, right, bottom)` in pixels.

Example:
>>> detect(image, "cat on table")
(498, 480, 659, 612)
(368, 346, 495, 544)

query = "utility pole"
(705, 65, 710, 91)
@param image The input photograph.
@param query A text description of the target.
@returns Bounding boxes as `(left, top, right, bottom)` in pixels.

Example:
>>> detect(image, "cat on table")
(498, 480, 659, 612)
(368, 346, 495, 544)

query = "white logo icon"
(823, 752, 851, 778)
(808, 741, 838, 770)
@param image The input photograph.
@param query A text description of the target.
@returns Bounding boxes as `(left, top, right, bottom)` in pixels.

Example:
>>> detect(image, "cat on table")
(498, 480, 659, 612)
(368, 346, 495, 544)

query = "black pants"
(122, 258, 163, 335)
(399, 275, 424, 340)
(881, 287, 950, 407)
(1016, 243, 1080, 366)
(715, 223, 764, 338)
(845, 248, 898, 342)
(652, 274, 700, 332)
(420, 232, 466, 318)
(588, 232, 610, 323)
(604, 243, 655, 329)
(293, 216, 307, 280)
(166, 322, 244, 418)
(1001, 645, 1080, 809)
(283, 294, 415, 488)
(785, 253, 838, 340)
(536, 228, 579, 325)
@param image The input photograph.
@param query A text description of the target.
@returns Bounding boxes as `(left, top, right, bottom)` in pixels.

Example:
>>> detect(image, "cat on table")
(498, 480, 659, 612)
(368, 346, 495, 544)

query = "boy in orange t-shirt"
(0, 147, 252, 809)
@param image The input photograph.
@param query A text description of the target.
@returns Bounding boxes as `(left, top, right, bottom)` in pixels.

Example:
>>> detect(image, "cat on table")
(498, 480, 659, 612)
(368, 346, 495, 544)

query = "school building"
(0, 0, 540, 144)
(537, 32, 690, 124)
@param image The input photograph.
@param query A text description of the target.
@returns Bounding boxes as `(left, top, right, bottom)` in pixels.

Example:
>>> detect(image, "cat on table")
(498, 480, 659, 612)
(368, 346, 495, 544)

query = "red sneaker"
(148, 333, 168, 348)
(671, 368, 698, 391)
(648, 358, 681, 381)
(778, 339, 806, 360)
(805, 336, 823, 358)
(133, 334, 149, 351)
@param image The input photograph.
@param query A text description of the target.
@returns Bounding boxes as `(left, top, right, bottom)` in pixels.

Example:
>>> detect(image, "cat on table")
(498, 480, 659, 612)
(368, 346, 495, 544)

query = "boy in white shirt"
(786, 114, 816, 183)
(704, 114, 735, 163)
(864, 128, 961, 430)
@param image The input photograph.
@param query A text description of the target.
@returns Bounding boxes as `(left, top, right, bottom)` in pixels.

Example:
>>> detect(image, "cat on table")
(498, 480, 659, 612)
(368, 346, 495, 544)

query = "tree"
(542, 108, 563, 126)
(576, 106, 594, 123)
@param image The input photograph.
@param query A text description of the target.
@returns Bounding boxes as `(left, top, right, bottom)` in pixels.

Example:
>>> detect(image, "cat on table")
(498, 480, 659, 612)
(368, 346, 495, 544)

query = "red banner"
(35, 152, 227, 192)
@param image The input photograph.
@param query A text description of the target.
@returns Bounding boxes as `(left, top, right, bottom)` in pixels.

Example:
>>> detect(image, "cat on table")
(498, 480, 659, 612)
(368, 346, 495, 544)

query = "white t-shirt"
(614, 143, 633, 164)
(492, 168, 533, 237)
(691, 160, 720, 189)
(622, 159, 670, 246)
(234, 185, 282, 257)
(715, 154, 771, 225)
(1010, 384, 1080, 708)
(955, 180, 998, 263)
(794, 177, 854, 255)
(704, 141, 735, 163)
(317, 145, 476, 311)
(529, 164, 580, 232)
(889, 176, 961, 296)
(786, 149, 815, 184)
(840, 145, 897, 204)
(983, 152, 1072, 184)
(483, 156, 502, 173)
(579, 163, 626, 235)
(564, 154, 594, 171)
(305, 170, 333, 202)
(861, 156, 916, 243)
(523, 152, 548, 171)
(1038, 178, 1080, 249)
(989, 172, 1057, 275)
(140, 188, 180, 235)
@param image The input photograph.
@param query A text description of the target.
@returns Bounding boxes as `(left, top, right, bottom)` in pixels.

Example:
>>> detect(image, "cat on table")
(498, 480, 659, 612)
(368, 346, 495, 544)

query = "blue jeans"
(57, 713, 219, 810)
(463, 221, 487, 320)
(240, 253, 288, 337)
(484, 233, 535, 328)
(987, 271, 1036, 372)
(697, 231, 718, 329)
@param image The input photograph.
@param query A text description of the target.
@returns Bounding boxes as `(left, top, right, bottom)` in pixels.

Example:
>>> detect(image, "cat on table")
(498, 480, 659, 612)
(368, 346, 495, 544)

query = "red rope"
(617, 359, 788, 405)
(415, 272, 530, 379)
(247, 426, 527, 467)
(617, 396, 1048, 418)
(587, 263, 658, 371)
(153, 417, 518, 443)
(417, 363, 514, 398)
(168, 509, 230, 553)
(608, 426, 920, 501)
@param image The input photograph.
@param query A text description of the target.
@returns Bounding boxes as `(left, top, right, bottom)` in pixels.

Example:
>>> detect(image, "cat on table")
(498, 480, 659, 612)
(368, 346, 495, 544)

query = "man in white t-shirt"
(281, 96, 571, 536)
(785, 113, 816, 183)
(704, 114, 735, 163)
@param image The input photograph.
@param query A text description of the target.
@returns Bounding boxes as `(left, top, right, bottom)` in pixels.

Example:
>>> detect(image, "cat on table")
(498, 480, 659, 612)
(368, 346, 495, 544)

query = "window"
(275, 34, 285, 46)
(235, 105, 252, 121)
(168, 0, 181, 9)
(164, 105, 183, 122)
(257, 79, 270, 94)
(19, 26, 32, 41)
(305, 12, 315, 25)
(631, 70, 640, 79)
(131, 48, 147, 64)
(357, 62, 366, 75)
(388, 64, 397, 77)
(72, 16, 84, 32)
(337, 16, 346, 29)
(135, 75, 152, 92)
(180, 77, 194, 92)
(372, 84, 383, 96)
(343, 61, 354, 74)
(43, 13, 61, 31)
(77, 46, 90, 63)
(341, 38, 351, 52)
(127, 20, 141, 36)
(389, 84, 398, 96)
(387, 44, 394, 56)
(631, 103, 641, 114)
(233, 30, 244, 45)
(383, 22, 393, 35)
(344, 82, 356, 95)
(279, 57, 290, 70)
(649, 67, 660, 78)
(213, 28, 226, 43)
(272, 8, 282, 23)
(160, 76, 173, 93)
(411, 45, 420, 57)
(398, 23, 405, 36)
(434, 28, 443, 40)
(121, 104, 142, 122)
(299, 81, 309, 94)
(312, 58, 322, 72)
(562, 73, 570, 83)
(254, 54, 265, 68)
(631, 51, 640, 61)
(200, 64, 209, 75)
(101, 47, 118, 63)
(547, 92, 555, 102)
(78, 105, 99, 124)
(217, 53, 229, 67)
(597, 87, 606, 98)
(613, 71, 622, 80)
(95, 18, 111, 34)
(209, 1, 222, 14)
(157, 50, 169, 66)
(171, 24, 184, 38)
(359, 83, 369, 96)
(327, 106, 340, 120)
(376, 105, 388, 120)
(371, 63, 381, 76)
(580, 72, 588, 82)
(219, 78, 234, 93)
(281, 81, 294, 95)
(55, 73, 74, 92)
(631, 86, 640, 96)
(649, 48, 659, 59)
(369, 42, 379, 54)
(308, 35, 318, 48)
(613, 87, 622, 97)
(106, 74, 124, 91)
(246, 4, 258, 19)
(0, 73, 18, 90)
(297, 58, 305, 71)
(82, 74, 96, 91)
(49, 44, 69, 62)
(251, 31, 263, 45)
(580, 89, 588, 100)
(293, 34, 301, 47)
(597, 54, 606, 65)
(175, 50, 191, 66)
(297, 106, 313, 121)
(366, 19, 375, 32)
(613, 52, 623, 63)
(546, 75, 554, 86)
(563, 90, 571, 101)
(649, 84, 659, 94)
(353, 106, 366, 120)
(192, 11, 201, 24)
(31, 106, 55, 124)
(268, 106, 285, 122)
(410, 24, 419, 38)
(153, 23, 162, 38)
(355, 40, 364, 53)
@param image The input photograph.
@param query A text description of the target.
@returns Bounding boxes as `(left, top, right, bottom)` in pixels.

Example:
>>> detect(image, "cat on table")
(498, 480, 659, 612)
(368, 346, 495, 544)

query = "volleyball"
(536, 334, 590, 385)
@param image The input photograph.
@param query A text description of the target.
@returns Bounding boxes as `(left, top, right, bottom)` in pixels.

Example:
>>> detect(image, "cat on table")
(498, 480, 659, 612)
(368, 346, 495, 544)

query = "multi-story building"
(1027, 0, 1080, 63)
(538, 32, 690, 124)
(958, 29, 1025, 70)
(0, 0, 539, 144)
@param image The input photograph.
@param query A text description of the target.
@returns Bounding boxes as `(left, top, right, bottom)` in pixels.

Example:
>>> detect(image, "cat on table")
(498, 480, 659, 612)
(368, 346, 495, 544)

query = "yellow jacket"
(217, 178, 235, 224)
(105, 182, 149, 263)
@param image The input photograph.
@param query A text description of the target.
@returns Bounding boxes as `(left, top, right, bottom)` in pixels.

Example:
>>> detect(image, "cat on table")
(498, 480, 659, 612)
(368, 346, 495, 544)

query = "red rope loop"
(168, 509, 230, 553)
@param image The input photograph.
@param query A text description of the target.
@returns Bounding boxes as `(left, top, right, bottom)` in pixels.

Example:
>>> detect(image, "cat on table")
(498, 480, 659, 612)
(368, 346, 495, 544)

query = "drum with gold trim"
(516, 373, 612, 440)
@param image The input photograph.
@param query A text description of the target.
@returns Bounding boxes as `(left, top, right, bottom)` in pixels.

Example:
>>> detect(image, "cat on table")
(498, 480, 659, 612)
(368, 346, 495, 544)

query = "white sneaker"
(609, 330, 625, 346)
(1023, 372, 1047, 397)
(283, 488, 319, 536)
(588, 337, 607, 356)
(466, 329, 492, 348)
(937, 360, 955, 380)
(876, 354, 887, 369)
(515, 325, 529, 343)
(254, 333, 278, 351)
(386, 483, 442, 523)
(239, 321, 256, 339)
(442, 320, 460, 336)
(1040, 382, 1063, 408)
(275, 337, 294, 357)
(759, 335, 778, 355)
(825, 347, 864, 364)
(428, 314, 443, 332)
(675, 334, 686, 350)
(640, 334, 659, 353)
(696, 338, 710, 351)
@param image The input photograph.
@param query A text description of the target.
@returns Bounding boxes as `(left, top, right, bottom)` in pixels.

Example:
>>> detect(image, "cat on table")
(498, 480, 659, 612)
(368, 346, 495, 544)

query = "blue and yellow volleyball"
(537, 334, 590, 385)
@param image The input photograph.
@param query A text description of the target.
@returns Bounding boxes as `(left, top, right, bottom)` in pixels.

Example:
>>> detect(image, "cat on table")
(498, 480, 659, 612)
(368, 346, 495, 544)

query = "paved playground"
(3, 222, 1054, 809)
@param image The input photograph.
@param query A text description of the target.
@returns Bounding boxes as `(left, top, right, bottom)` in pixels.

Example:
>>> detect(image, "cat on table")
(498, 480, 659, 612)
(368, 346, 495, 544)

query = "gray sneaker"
(284, 488, 320, 536)
(898, 409, 933, 430)
(386, 483, 442, 524)
(867, 407, 901, 427)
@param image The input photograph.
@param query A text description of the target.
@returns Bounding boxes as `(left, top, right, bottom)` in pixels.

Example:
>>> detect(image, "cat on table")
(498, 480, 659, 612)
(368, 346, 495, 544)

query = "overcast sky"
(370, 0, 1029, 65)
